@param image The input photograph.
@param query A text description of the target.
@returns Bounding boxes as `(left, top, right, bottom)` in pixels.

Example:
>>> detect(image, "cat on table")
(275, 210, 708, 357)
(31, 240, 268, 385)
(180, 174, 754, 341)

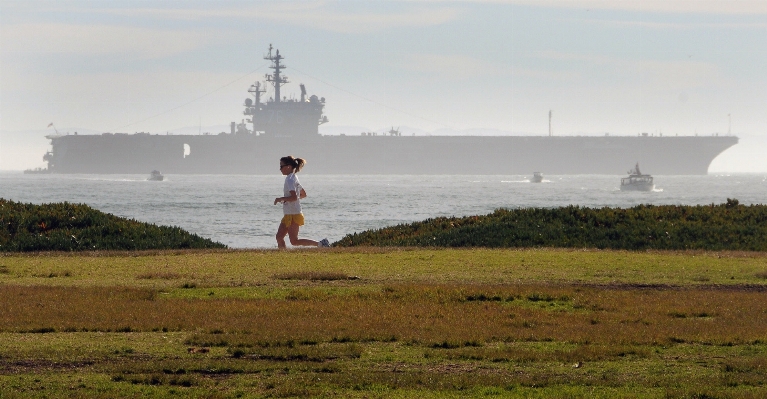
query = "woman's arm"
(274, 190, 298, 205)
(299, 188, 307, 199)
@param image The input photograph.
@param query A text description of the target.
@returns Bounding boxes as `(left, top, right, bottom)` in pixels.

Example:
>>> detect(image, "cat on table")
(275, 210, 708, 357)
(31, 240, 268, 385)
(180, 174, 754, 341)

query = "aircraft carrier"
(38, 45, 738, 175)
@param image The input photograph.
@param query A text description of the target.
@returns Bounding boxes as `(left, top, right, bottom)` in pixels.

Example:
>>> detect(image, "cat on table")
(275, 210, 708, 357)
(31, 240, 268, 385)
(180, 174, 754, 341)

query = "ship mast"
(248, 81, 265, 105)
(548, 110, 552, 137)
(264, 44, 289, 103)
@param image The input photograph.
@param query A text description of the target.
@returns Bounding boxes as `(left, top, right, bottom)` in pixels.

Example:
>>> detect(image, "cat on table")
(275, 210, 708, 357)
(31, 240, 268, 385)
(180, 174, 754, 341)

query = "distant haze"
(2, 1, 766, 172)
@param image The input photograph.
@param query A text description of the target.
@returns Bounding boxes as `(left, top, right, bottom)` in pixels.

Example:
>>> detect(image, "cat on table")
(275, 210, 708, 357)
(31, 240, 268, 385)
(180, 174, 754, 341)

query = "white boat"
(531, 172, 543, 183)
(620, 163, 653, 191)
(148, 170, 164, 181)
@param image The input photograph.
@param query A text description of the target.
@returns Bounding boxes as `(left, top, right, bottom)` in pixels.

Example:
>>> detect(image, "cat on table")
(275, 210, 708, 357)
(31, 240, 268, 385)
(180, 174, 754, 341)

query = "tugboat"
(620, 163, 654, 191)
(531, 172, 543, 183)
(148, 170, 164, 181)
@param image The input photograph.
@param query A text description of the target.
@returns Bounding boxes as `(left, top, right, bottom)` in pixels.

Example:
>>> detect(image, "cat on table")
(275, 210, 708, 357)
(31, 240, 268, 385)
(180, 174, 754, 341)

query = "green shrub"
(335, 199, 767, 251)
(0, 198, 226, 252)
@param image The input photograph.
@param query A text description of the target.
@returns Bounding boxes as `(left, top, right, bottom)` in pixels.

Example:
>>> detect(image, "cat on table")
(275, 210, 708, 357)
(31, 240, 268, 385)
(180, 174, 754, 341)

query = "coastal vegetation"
(1, 248, 767, 398)
(0, 198, 225, 252)
(335, 199, 767, 251)
(6, 198, 765, 253)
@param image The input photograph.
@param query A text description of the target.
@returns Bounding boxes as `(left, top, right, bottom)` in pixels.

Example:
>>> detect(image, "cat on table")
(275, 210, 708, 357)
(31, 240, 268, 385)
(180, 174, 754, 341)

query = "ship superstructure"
(38, 45, 738, 175)
(243, 45, 328, 137)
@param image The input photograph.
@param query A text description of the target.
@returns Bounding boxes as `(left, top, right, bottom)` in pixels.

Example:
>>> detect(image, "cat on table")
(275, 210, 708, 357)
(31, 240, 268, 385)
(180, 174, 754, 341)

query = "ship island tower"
(239, 45, 328, 137)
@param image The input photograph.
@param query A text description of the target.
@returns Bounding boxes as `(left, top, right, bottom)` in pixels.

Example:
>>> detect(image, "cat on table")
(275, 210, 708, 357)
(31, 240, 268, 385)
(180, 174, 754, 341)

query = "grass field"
(1, 248, 767, 398)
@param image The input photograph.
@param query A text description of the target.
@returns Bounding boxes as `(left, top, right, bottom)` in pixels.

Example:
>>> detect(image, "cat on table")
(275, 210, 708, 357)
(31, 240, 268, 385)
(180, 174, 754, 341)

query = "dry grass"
(2, 248, 767, 398)
(2, 283, 766, 347)
(3, 248, 767, 290)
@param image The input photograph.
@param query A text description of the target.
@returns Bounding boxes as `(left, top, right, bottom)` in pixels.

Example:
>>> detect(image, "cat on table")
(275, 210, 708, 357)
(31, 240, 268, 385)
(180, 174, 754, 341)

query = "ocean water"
(1, 172, 766, 248)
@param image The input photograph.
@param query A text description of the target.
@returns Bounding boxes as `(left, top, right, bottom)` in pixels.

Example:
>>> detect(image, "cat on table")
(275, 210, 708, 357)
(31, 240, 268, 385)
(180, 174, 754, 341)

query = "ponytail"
(295, 158, 306, 172)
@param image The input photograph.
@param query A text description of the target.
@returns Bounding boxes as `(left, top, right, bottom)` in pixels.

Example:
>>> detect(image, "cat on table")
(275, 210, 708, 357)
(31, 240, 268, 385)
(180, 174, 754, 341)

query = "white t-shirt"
(283, 172, 303, 215)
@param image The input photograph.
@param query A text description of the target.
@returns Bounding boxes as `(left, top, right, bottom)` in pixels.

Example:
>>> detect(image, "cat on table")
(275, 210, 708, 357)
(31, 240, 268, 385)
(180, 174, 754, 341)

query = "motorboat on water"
(620, 163, 653, 191)
(148, 170, 164, 181)
(531, 172, 543, 183)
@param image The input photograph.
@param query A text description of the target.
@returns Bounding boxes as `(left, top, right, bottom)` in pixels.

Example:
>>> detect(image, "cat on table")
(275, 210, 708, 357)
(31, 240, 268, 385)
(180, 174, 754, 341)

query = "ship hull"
(45, 134, 738, 175)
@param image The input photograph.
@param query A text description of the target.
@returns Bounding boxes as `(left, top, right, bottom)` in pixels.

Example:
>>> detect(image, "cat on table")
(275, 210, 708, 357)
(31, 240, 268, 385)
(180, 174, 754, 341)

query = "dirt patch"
(575, 282, 767, 292)
(0, 359, 95, 374)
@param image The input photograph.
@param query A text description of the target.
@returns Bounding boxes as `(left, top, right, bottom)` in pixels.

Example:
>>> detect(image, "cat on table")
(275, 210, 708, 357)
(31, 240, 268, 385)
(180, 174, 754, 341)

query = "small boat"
(531, 172, 543, 183)
(148, 170, 164, 181)
(620, 163, 653, 191)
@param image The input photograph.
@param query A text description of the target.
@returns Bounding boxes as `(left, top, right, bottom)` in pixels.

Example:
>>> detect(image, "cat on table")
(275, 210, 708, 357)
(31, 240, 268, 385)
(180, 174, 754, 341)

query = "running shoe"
(319, 238, 331, 248)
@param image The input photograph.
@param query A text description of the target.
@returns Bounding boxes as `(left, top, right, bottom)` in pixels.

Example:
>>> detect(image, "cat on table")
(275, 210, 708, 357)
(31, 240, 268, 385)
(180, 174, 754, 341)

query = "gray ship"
(39, 45, 738, 175)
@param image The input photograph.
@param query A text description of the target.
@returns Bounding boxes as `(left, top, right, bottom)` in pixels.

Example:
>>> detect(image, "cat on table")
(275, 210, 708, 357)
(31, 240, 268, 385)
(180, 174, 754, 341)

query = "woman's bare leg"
(287, 223, 318, 247)
(276, 222, 289, 249)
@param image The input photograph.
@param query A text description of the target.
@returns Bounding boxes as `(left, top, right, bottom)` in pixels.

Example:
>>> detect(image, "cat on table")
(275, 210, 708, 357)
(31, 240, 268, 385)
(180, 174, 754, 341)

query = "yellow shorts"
(281, 213, 305, 227)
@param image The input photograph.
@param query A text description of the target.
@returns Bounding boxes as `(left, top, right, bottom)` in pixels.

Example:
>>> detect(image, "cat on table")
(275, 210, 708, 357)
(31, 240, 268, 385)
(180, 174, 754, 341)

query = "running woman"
(273, 156, 330, 249)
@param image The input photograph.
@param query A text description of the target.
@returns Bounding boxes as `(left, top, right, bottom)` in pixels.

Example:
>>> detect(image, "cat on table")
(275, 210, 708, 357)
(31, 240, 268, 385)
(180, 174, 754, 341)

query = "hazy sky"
(1, 0, 766, 170)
